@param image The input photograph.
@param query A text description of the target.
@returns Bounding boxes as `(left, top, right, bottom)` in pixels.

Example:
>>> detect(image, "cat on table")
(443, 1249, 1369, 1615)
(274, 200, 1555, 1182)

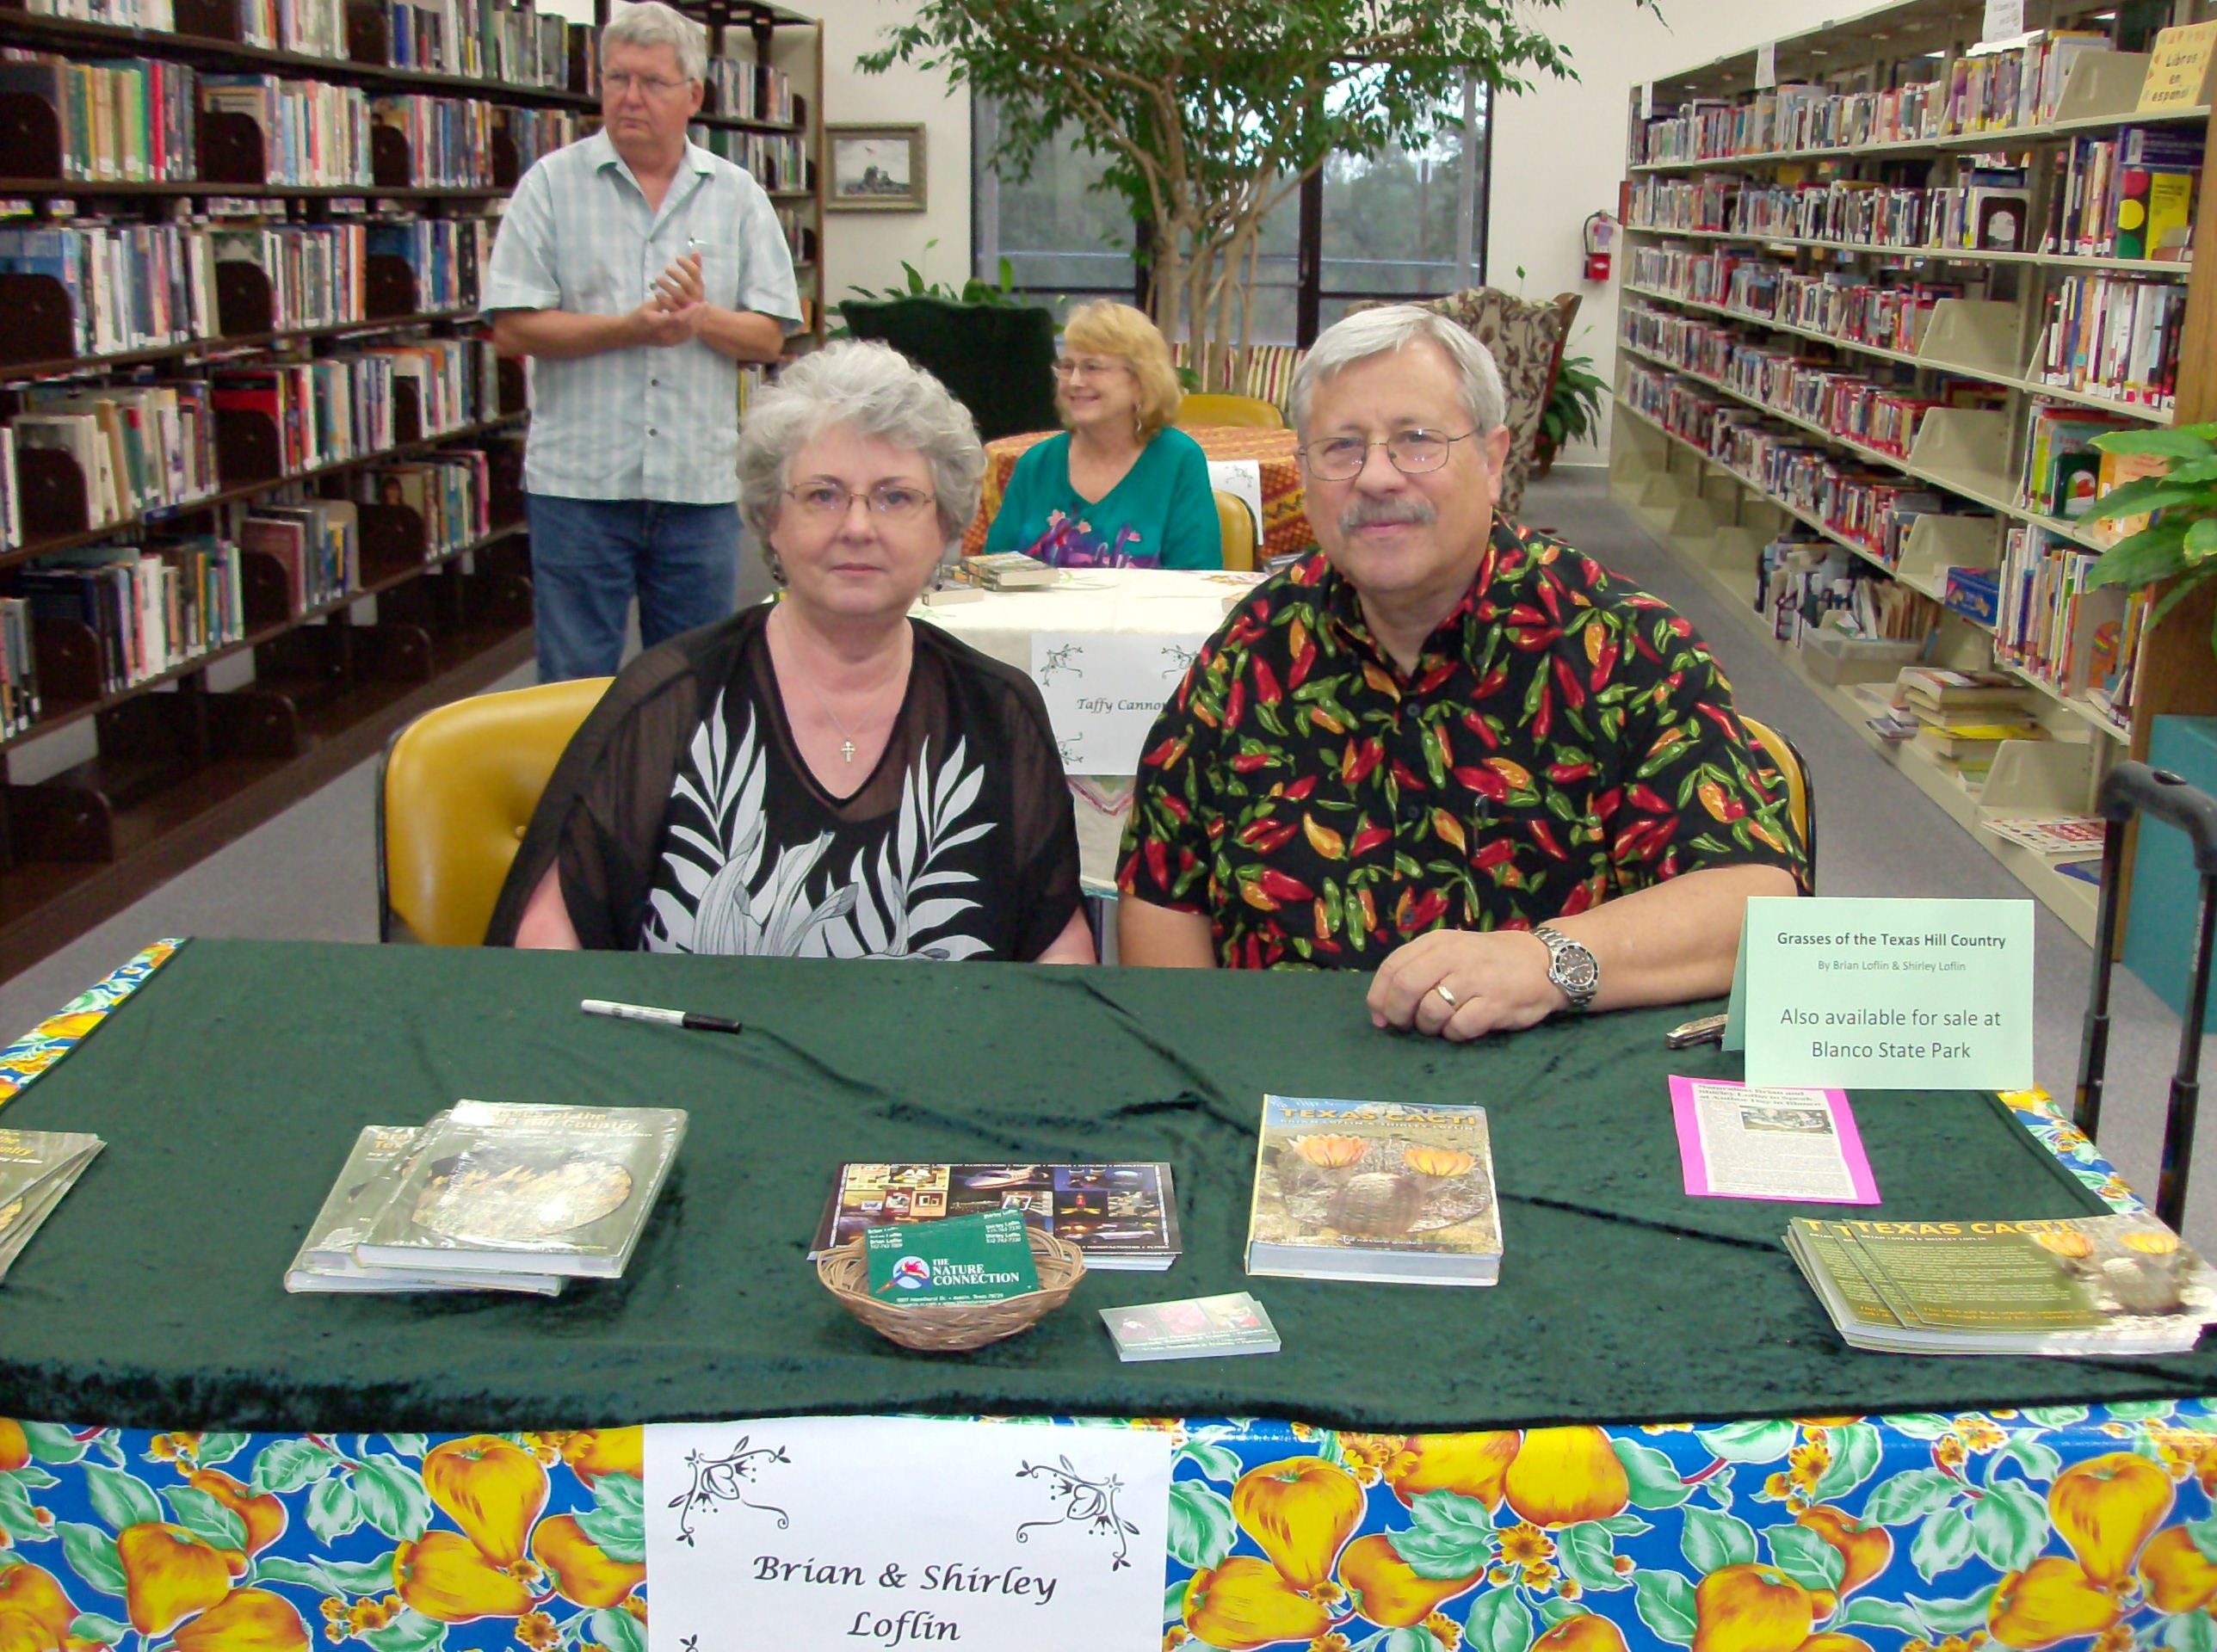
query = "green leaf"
(1557, 1521, 1628, 1593)
(192, 1433, 250, 1470)
(82, 1465, 164, 1533)
(1970, 1480, 2048, 1575)
(362, 1610, 446, 1652)
(1464, 1587, 1534, 1652)
(57, 1522, 126, 1598)
(383, 1434, 429, 1461)
(1680, 1507, 1758, 1573)
(1862, 1468, 1961, 1526)
(251, 1556, 340, 1593)
(354, 1455, 433, 1544)
(1164, 1578, 1189, 1625)
(1813, 1424, 1884, 1501)
(2186, 1512, 2217, 1565)
(1993, 1437, 2063, 1482)
(322, 1552, 404, 1595)
(1398, 1491, 1497, 1581)
(2151, 566, 2217, 631)
(1909, 1586, 1998, 1634)
(1167, 1480, 1236, 1572)
(67, 1613, 128, 1646)
(162, 1485, 247, 1551)
(1533, 1595, 1583, 1627)
(1632, 1569, 1698, 1646)
(590, 1607, 645, 1652)
(1598, 1513, 1654, 1537)
(2107, 1402, 2177, 1421)
(251, 1438, 339, 1496)
(1613, 1438, 1693, 1508)
(2091, 518, 2192, 588)
(307, 1473, 365, 1544)
(0, 1476, 46, 1543)
(1836, 1597, 1927, 1634)
(1911, 1507, 1977, 1582)
(1883, 1415, 1957, 1440)
(1176, 1440, 1244, 1484)
(1695, 1421, 1798, 1463)
(21, 1424, 85, 1465)
(1765, 1522, 1845, 1592)
(6, 1467, 57, 1490)
(2090, 428, 2215, 460)
(2020, 1406, 2089, 1429)
(2167, 1611, 2217, 1652)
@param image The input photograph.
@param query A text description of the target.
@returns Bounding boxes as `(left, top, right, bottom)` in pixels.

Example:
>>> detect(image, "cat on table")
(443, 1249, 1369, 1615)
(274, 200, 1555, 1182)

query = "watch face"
(1556, 948, 1600, 994)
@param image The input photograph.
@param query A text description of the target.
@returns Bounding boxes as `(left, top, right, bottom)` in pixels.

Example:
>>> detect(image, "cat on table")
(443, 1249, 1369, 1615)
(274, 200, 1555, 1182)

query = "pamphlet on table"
(1245, 1094, 1501, 1285)
(1786, 1211, 2217, 1355)
(864, 1209, 1038, 1305)
(809, 1161, 1181, 1270)
(1670, 1076, 1880, 1204)
(1102, 1291, 1280, 1361)
(0, 1127, 102, 1284)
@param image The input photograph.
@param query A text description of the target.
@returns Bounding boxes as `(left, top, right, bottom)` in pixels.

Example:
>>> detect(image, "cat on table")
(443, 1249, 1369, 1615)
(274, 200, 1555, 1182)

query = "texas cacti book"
(1245, 1094, 1501, 1285)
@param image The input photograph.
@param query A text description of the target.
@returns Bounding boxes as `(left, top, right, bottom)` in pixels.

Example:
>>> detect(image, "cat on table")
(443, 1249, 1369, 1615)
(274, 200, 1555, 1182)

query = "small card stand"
(172, 0, 244, 43)
(369, 125, 411, 190)
(214, 406, 283, 490)
(391, 379, 423, 447)
(196, 111, 266, 188)
(0, 90, 62, 182)
(0, 274, 74, 371)
(14, 445, 90, 542)
(344, 0, 389, 65)
(356, 501, 425, 584)
(496, 358, 526, 418)
(364, 253, 417, 322)
(214, 261, 275, 340)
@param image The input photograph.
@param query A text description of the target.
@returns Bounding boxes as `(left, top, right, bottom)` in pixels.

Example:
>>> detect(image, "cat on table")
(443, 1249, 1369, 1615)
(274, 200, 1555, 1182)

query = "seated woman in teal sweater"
(983, 300, 1222, 570)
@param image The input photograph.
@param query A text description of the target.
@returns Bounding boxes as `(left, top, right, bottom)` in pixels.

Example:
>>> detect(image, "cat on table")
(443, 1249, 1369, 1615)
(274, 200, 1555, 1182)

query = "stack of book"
(952, 552, 1058, 591)
(0, 1127, 104, 1283)
(1788, 1212, 2217, 1355)
(809, 1161, 1183, 1270)
(10, 535, 245, 692)
(1245, 1094, 1502, 1286)
(287, 1100, 689, 1294)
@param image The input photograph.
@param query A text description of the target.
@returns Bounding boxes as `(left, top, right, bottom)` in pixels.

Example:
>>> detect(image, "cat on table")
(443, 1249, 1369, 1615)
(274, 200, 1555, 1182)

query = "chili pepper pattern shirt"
(1114, 519, 1809, 969)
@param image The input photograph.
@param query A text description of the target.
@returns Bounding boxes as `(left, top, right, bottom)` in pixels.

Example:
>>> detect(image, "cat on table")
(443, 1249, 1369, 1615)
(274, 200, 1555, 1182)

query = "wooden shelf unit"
(1610, 0, 2217, 944)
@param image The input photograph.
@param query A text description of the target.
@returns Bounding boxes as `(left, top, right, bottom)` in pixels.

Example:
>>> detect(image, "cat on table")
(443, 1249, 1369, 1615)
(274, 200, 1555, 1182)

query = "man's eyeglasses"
(1300, 428, 1480, 480)
(784, 482, 937, 521)
(1052, 357, 1129, 382)
(604, 71, 692, 96)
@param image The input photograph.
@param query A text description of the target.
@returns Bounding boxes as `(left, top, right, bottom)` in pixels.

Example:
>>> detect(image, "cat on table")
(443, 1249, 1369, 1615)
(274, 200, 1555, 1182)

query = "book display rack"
(0, 0, 824, 972)
(1611, 0, 2217, 942)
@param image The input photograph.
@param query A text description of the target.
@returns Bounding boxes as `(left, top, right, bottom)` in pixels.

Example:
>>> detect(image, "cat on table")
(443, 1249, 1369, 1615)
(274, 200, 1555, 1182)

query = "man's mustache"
(1339, 496, 1438, 534)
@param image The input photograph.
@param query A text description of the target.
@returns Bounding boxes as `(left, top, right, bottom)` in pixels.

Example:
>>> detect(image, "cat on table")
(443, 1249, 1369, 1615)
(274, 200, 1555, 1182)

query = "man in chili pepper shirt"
(1115, 305, 1807, 1039)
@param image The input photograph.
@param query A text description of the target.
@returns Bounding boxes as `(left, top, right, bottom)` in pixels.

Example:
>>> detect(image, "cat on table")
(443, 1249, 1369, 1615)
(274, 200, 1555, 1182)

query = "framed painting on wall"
(826, 123, 926, 212)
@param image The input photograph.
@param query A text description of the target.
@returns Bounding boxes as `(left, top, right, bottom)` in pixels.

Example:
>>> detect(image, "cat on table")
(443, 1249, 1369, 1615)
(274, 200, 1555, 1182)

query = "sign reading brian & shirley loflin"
(644, 1416, 1172, 1651)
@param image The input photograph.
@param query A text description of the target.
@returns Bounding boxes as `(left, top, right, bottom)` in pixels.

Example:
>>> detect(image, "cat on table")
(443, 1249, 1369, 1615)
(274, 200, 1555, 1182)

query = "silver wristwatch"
(1533, 923, 1599, 1010)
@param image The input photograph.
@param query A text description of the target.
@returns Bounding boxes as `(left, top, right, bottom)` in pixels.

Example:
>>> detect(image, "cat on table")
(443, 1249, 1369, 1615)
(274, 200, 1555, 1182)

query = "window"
(973, 78, 1489, 344)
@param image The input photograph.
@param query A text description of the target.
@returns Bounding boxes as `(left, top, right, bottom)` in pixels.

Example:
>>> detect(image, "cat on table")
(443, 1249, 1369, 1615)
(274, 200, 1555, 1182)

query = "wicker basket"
(817, 1226, 1086, 1353)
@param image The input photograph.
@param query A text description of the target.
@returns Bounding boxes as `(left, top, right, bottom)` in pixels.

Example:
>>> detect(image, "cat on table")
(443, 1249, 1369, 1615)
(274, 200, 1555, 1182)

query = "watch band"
(1533, 923, 1599, 1010)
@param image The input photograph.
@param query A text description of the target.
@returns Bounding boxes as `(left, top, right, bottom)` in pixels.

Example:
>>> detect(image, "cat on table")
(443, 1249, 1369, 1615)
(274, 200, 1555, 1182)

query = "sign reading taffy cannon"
(644, 1417, 1172, 1652)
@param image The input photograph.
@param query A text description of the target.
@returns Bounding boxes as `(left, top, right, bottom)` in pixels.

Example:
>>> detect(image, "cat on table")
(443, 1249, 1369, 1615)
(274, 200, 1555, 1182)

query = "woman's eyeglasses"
(784, 483, 937, 521)
(1052, 358, 1129, 382)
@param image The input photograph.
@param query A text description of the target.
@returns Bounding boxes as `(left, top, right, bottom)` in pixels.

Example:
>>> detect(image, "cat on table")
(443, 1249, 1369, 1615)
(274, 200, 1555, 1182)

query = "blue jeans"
(526, 495, 741, 681)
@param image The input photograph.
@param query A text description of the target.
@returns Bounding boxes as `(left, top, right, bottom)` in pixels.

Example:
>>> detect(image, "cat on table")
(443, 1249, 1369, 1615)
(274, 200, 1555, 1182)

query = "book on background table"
(808, 1161, 1181, 1270)
(353, 1100, 687, 1280)
(1891, 667, 2030, 715)
(1980, 814, 2108, 855)
(1245, 1094, 1501, 1286)
(1786, 1212, 2217, 1356)
(0, 1128, 103, 1283)
(864, 1208, 1038, 1305)
(963, 552, 1058, 590)
(1101, 1291, 1281, 1362)
(287, 1125, 563, 1295)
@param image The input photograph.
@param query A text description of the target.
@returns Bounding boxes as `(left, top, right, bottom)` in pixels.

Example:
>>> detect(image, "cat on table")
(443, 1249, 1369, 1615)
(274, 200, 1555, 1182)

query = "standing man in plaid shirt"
(485, 0, 800, 681)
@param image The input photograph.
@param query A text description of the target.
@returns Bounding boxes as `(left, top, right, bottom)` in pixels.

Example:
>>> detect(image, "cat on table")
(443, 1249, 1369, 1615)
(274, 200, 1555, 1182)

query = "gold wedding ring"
(1435, 983, 1458, 1009)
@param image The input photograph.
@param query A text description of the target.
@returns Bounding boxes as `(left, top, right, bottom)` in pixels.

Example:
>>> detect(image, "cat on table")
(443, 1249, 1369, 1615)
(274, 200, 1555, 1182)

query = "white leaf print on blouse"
(645, 688, 996, 959)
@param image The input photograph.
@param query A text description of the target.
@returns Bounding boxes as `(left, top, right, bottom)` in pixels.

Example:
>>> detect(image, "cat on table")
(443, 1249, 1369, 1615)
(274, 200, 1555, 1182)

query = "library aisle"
(0, 468, 2204, 1240)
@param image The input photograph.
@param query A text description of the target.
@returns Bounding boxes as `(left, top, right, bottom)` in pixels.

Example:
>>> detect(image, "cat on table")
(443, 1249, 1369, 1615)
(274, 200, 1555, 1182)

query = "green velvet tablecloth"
(0, 938, 2205, 1433)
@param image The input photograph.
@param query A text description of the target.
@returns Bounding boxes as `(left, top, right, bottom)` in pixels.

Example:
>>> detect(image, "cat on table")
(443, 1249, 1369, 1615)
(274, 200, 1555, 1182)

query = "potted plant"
(2083, 423, 2217, 667)
(1534, 344, 1606, 479)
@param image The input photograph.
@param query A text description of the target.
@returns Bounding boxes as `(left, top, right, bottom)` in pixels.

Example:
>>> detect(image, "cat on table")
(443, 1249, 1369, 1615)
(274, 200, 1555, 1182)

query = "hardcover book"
(355, 1100, 687, 1279)
(1245, 1094, 1502, 1286)
(1102, 1291, 1281, 1362)
(0, 1127, 104, 1282)
(809, 1161, 1180, 1270)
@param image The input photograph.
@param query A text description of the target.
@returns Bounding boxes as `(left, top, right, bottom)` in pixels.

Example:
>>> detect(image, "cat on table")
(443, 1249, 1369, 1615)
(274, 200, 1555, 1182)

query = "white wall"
(1486, 0, 1847, 462)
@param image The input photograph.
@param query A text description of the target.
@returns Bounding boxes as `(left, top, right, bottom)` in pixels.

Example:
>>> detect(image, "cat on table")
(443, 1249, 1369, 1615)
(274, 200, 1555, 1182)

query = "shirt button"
(651, 378, 659, 385)
(648, 427, 658, 435)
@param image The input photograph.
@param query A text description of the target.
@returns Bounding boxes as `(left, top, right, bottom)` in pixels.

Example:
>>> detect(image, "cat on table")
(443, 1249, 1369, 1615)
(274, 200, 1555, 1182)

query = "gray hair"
(737, 341, 985, 562)
(1289, 305, 1507, 442)
(602, 0, 707, 83)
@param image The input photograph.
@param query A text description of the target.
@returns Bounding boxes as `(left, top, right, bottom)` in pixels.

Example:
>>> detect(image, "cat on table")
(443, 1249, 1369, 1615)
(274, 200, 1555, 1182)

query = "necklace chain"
(779, 610, 907, 764)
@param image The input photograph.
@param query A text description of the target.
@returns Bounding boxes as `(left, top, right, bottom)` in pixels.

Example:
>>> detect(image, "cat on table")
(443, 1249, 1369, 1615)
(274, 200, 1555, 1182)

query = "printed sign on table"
(1031, 631, 1213, 774)
(1725, 896, 2035, 1089)
(1205, 458, 1264, 544)
(645, 1415, 1172, 1652)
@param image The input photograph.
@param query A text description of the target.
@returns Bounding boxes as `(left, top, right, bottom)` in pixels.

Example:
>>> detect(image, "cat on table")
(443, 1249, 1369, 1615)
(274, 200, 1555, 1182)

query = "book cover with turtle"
(355, 1100, 688, 1279)
(1245, 1095, 1501, 1286)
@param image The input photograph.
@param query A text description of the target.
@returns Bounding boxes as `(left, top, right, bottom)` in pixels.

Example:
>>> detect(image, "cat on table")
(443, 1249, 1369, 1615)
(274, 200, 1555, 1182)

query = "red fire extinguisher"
(1584, 211, 1618, 282)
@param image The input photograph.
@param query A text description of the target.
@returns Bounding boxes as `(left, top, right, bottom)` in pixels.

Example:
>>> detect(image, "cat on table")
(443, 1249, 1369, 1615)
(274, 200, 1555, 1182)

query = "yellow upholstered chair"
(1738, 714, 1816, 882)
(1176, 392, 1286, 430)
(1213, 489, 1257, 572)
(377, 676, 612, 945)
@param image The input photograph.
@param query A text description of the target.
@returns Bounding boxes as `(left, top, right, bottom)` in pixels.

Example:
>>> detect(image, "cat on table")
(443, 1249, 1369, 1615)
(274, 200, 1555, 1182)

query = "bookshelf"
(1609, 0, 2217, 944)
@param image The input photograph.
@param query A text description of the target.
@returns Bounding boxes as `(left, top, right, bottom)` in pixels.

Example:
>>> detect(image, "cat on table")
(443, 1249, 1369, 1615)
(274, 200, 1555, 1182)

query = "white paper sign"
(1981, 0, 2027, 41)
(1755, 41, 1777, 89)
(1031, 630, 1212, 774)
(1205, 458, 1263, 544)
(646, 1416, 1172, 1652)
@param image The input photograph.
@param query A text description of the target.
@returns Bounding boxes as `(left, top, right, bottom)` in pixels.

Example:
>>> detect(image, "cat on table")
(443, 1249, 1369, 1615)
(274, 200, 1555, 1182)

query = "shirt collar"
(589, 132, 717, 190)
(1317, 515, 1516, 681)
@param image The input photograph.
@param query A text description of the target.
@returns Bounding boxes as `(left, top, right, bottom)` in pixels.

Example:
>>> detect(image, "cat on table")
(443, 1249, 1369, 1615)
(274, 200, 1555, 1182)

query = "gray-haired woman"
(488, 342, 1091, 961)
